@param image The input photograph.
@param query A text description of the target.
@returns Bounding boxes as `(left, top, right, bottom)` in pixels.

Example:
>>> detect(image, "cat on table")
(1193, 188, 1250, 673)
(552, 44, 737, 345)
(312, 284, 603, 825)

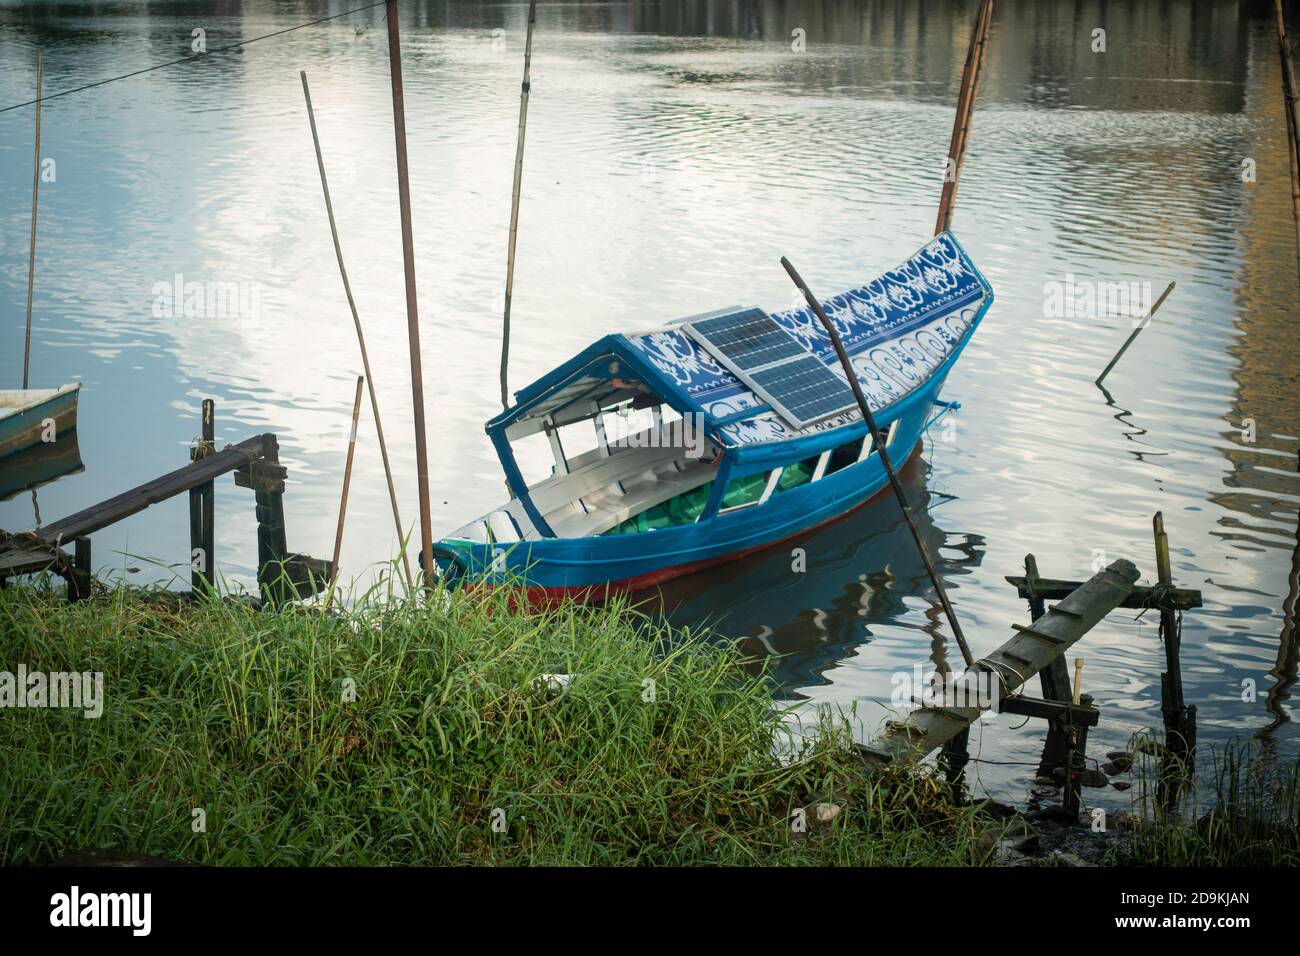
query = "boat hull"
(436, 370, 951, 603)
(0, 385, 80, 459)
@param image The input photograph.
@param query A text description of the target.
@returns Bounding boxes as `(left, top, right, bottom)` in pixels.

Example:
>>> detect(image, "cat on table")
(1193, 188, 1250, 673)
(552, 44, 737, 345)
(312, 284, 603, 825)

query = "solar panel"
(749, 355, 858, 427)
(684, 308, 857, 428)
(687, 308, 808, 370)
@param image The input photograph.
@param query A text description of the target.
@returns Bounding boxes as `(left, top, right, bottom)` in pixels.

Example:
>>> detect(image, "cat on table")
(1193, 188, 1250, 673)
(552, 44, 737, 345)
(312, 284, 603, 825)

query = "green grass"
(1117, 736, 1300, 866)
(0, 579, 992, 866)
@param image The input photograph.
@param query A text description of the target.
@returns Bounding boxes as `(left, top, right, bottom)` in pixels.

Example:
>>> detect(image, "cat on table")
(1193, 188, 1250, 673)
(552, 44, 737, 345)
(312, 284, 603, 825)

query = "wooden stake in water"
(781, 256, 975, 669)
(301, 70, 414, 590)
(934, 0, 992, 236)
(23, 48, 43, 389)
(1276, 0, 1300, 293)
(1094, 280, 1175, 387)
(499, 0, 538, 410)
(331, 376, 366, 589)
(385, 0, 436, 588)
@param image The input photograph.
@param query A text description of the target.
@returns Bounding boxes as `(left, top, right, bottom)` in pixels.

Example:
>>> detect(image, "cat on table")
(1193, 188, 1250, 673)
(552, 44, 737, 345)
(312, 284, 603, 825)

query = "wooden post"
(500, 0, 538, 410)
(69, 537, 91, 602)
(189, 399, 215, 595)
(385, 0, 436, 588)
(934, 0, 992, 236)
(1062, 693, 1093, 819)
(1154, 511, 1196, 805)
(1275, 0, 1300, 294)
(940, 726, 971, 801)
(23, 48, 43, 389)
(330, 376, 365, 591)
(255, 434, 290, 601)
(300, 71, 415, 590)
(1026, 554, 1073, 774)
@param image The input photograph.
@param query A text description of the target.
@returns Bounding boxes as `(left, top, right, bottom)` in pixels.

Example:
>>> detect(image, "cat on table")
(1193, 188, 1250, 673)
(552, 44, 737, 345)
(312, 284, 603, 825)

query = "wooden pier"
(0, 401, 331, 604)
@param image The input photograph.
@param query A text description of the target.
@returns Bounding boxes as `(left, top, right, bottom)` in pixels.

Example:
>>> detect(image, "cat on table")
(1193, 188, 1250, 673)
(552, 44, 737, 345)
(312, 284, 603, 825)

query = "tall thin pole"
(499, 0, 538, 410)
(782, 256, 975, 669)
(301, 70, 414, 590)
(1276, 0, 1300, 293)
(332, 375, 366, 589)
(934, 0, 992, 236)
(385, 0, 434, 588)
(23, 48, 43, 389)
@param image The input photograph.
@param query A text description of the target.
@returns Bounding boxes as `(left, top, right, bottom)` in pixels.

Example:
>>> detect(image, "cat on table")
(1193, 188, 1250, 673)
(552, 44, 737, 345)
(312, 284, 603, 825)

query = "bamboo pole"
(22, 48, 43, 389)
(1276, 0, 1300, 293)
(385, 0, 435, 588)
(499, 0, 538, 411)
(934, 0, 992, 236)
(1094, 280, 1176, 387)
(300, 70, 414, 590)
(331, 376, 366, 589)
(782, 256, 975, 669)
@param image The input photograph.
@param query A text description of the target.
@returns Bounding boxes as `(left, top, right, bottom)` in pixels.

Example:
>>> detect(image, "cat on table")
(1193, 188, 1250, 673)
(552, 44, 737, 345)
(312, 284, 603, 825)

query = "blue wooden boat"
(434, 232, 992, 603)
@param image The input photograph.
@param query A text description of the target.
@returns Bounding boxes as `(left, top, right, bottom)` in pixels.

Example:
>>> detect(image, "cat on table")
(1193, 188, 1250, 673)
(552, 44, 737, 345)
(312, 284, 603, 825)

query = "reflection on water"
(1, 0, 1297, 807)
(0, 429, 83, 501)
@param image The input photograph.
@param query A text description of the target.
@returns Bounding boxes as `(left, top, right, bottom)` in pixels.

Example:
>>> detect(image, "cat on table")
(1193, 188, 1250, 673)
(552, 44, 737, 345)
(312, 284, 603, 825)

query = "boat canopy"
(487, 231, 993, 451)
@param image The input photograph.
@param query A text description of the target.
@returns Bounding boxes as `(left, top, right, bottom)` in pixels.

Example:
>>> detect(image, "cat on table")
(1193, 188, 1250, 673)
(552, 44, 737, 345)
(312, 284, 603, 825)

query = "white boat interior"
(452, 412, 722, 543)
(0, 384, 80, 422)
(448, 401, 899, 545)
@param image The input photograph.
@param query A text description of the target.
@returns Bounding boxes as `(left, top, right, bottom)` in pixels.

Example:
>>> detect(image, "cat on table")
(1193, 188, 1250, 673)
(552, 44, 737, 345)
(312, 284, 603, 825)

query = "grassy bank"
(0, 581, 990, 866)
(1119, 740, 1300, 866)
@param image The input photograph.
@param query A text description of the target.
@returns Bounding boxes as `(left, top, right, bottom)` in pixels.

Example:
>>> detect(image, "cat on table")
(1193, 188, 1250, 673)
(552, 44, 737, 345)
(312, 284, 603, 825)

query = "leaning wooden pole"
(782, 256, 975, 669)
(385, 0, 435, 588)
(1094, 279, 1175, 387)
(1276, 0, 1300, 293)
(301, 70, 414, 589)
(22, 48, 43, 389)
(934, 0, 992, 236)
(499, 0, 538, 410)
(331, 375, 366, 590)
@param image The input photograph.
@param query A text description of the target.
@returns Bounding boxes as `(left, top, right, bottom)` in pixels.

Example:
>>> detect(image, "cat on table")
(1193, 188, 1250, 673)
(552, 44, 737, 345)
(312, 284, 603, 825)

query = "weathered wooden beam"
(35, 434, 269, 544)
(1000, 695, 1099, 727)
(1004, 575, 1201, 610)
(860, 559, 1139, 768)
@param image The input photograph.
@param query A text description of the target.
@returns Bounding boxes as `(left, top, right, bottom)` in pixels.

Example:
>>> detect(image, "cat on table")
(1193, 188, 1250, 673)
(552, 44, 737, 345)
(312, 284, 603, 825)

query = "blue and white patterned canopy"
(623, 232, 992, 447)
(493, 232, 992, 449)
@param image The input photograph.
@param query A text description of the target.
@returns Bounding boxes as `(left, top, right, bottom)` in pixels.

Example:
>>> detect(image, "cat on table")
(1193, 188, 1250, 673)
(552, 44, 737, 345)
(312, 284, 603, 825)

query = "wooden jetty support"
(860, 558, 1138, 765)
(860, 558, 1140, 818)
(0, 403, 331, 604)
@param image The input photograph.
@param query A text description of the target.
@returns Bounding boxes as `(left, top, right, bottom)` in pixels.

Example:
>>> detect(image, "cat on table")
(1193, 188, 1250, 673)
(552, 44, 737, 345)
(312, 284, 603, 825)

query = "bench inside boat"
(448, 408, 898, 545)
(450, 417, 720, 543)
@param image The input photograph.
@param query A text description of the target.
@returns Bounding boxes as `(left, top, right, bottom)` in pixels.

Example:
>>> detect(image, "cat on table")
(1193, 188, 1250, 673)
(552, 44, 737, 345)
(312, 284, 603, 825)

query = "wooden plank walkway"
(858, 558, 1140, 767)
(0, 434, 270, 583)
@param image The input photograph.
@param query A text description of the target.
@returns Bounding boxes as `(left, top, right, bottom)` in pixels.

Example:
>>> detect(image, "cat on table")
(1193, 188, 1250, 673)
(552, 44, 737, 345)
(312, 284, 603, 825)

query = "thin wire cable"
(0, 0, 389, 115)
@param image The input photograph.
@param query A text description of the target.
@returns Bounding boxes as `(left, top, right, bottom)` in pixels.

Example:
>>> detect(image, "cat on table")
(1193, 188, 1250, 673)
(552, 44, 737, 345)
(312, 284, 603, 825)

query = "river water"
(2, 0, 1297, 811)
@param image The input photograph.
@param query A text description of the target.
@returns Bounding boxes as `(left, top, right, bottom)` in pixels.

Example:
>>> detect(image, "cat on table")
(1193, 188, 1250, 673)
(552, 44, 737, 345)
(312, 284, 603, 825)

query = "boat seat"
(527, 443, 687, 520)
(548, 456, 718, 538)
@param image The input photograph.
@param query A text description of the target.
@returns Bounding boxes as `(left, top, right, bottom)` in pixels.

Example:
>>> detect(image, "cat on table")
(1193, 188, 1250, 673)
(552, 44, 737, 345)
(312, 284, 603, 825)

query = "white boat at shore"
(0, 384, 80, 459)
